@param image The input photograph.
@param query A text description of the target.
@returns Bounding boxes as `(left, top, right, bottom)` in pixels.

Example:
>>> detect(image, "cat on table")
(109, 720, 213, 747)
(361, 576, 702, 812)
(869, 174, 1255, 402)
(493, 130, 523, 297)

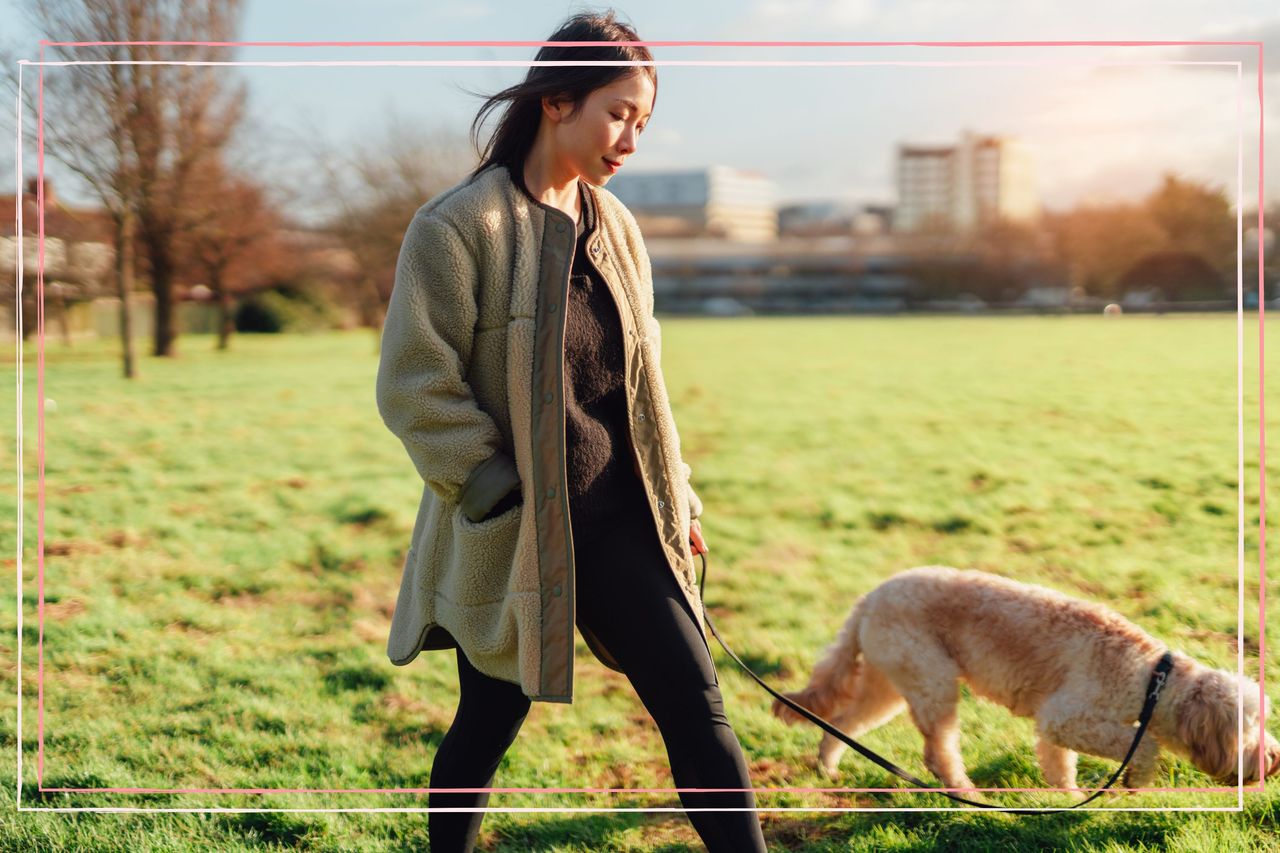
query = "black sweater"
(562, 182, 642, 528)
(489, 177, 642, 528)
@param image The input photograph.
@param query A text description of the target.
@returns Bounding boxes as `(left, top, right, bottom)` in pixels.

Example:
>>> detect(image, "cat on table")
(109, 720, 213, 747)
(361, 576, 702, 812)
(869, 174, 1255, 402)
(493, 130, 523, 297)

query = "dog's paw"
(818, 758, 841, 779)
(1120, 768, 1152, 794)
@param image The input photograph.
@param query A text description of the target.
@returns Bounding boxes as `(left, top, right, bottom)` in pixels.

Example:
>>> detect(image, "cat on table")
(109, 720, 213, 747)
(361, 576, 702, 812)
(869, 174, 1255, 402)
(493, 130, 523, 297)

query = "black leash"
(696, 552, 1177, 813)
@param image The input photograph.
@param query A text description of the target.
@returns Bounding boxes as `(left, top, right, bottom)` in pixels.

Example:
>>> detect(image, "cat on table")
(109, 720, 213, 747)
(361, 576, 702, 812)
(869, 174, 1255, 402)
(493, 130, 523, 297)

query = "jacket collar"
(502, 163, 597, 237)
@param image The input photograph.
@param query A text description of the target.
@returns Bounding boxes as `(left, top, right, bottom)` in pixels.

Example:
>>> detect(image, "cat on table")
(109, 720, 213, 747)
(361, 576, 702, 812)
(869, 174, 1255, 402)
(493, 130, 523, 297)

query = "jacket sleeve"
(376, 210, 521, 522)
(632, 225, 704, 523)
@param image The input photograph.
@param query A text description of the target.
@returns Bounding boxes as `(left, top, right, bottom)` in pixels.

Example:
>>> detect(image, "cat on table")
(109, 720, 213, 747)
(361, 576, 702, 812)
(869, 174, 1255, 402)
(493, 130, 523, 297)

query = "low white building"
(606, 166, 778, 241)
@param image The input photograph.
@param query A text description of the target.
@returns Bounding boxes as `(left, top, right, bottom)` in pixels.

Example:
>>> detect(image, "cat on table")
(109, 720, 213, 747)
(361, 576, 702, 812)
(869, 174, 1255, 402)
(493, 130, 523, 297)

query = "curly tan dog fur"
(772, 566, 1280, 795)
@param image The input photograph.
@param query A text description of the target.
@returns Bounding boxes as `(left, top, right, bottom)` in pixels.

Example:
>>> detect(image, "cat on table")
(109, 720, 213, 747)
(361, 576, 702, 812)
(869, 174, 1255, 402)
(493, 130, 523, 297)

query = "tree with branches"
(299, 114, 474, 340)
(176, 157, 294, 350)
(15, 0, 247, 371)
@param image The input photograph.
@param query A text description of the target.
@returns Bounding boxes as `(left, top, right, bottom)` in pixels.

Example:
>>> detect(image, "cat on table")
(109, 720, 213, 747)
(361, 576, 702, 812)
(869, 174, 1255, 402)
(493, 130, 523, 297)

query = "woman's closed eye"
(611, 113, 645, 134)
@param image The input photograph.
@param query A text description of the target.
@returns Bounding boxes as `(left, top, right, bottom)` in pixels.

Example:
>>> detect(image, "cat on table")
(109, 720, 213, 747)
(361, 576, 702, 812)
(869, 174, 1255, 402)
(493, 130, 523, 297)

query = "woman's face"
(546, 72, 655, 187)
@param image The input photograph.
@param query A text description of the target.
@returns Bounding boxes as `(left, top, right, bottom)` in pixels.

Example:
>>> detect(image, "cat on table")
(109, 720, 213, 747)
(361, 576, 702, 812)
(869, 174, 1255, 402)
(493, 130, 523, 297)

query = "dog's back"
(858, 566, 1164, 716)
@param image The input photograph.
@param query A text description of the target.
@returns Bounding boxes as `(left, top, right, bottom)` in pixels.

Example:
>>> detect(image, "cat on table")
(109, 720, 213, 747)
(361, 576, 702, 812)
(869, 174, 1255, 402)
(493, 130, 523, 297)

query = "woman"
(375, 10, 768, 852)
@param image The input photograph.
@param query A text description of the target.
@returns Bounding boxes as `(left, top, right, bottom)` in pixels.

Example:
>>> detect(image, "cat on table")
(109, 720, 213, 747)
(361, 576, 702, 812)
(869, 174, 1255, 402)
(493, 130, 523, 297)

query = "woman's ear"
(541, 93, 571, 123)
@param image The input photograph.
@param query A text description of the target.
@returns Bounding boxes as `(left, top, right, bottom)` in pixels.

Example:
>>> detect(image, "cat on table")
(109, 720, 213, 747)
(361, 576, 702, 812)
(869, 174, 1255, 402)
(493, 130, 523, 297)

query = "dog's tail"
(772, 594, 867, 724)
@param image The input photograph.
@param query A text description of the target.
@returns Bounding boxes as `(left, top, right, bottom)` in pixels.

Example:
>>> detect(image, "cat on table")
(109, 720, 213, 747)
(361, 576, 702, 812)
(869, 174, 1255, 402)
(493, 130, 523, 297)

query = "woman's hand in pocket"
(481, 486, 523, 521)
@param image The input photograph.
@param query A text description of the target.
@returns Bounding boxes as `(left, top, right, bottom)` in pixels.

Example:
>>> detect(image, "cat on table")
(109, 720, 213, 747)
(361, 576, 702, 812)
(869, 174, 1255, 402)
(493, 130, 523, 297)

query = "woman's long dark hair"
(466, 9, 657, 182)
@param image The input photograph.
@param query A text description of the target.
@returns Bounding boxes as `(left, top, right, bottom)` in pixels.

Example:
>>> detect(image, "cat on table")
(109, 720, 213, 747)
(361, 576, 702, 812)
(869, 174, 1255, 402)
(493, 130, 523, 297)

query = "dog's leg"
(816, 664, 908, 777)
(1035, 735, 1082, 799)
(901, 680, 976, 793)
(1037, 701, 1161, 792)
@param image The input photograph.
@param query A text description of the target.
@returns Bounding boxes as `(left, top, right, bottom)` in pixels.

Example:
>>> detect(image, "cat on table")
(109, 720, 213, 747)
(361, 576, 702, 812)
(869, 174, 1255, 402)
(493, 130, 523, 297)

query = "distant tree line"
(902, 174, 1272, 307)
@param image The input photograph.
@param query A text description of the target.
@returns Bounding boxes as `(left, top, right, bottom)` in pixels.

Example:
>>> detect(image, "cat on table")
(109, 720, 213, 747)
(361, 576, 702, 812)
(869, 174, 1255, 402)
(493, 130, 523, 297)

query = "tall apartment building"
(605, 165, 778, 241)
(895, 129, 1039, 233)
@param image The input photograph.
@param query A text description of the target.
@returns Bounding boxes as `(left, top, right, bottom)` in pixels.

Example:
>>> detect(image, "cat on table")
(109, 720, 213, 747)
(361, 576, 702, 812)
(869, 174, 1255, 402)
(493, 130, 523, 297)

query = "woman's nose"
(618, 128, 637, 154)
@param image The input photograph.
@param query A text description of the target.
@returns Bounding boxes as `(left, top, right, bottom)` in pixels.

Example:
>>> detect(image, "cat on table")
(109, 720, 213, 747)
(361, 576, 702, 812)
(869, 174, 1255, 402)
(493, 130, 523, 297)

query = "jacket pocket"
(437, 502, 523, 606)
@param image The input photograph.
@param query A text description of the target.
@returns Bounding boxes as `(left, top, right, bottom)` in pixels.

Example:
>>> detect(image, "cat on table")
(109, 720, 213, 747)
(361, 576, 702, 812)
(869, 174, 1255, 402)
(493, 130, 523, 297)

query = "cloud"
(1127, 17, 1280, 76)
(1196, 17, 1280, 74)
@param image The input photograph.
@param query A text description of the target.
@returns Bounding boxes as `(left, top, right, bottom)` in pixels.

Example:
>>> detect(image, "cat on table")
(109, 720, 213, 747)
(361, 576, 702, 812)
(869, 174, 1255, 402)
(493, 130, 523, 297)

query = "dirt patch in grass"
(45, 598, 87, 620)
(1035, 561, 1110, 598)
(599, 757, 671, 790)
(167, 502, 210, 518)
(352, 578, 398, 621)
(1179, 628, 1259, 656)
(104, 529, 146, 549)
(212, 587, 349, 610)
(626, 712, 660, 733)
(379, 692, 454, 731)
(44, 540, 104, 557)
(597, 669, 628, 689)
(761, 809, 864, 846)
(162, 618, 214, 638)
(749, 757, 807, 788)
(705, 604, 736, 623)
(1005, 536, 1049, 554)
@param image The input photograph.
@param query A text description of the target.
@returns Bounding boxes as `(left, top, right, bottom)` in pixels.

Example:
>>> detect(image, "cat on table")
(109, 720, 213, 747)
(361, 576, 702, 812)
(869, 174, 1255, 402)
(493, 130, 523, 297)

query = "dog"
(772, 566, 1279, 795)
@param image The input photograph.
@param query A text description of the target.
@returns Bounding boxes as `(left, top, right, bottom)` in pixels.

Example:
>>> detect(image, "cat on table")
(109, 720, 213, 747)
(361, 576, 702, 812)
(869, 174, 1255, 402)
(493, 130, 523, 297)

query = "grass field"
(1, 314, 1277, 851)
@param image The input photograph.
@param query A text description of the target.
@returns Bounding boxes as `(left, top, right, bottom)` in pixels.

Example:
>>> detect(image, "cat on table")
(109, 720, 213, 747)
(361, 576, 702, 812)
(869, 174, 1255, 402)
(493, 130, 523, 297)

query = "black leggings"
(427, 508, 768, 852)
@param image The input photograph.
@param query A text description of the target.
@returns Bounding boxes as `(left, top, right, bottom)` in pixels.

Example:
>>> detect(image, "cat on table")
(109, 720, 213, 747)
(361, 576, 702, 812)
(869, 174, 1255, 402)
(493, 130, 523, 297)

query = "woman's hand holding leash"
(689, 519, 708, 556)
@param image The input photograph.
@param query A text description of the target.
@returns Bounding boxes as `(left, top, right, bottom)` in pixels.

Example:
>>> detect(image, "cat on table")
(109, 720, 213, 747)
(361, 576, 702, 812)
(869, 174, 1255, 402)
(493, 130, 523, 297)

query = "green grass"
(0, 315, 1276, 851)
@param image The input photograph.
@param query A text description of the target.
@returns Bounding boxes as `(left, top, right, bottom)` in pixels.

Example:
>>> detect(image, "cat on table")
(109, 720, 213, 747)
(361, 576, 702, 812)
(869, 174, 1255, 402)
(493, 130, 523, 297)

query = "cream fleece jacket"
(376, 163, 705, 702)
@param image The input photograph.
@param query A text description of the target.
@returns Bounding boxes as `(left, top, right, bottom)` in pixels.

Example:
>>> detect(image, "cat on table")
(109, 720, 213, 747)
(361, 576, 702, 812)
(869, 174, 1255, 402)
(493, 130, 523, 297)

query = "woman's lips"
(603, 158, 619, 174)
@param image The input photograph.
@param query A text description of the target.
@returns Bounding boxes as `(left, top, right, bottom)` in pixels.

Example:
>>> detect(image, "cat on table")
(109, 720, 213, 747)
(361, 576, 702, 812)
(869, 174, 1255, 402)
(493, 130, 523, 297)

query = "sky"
(3, 0, 1279, 216)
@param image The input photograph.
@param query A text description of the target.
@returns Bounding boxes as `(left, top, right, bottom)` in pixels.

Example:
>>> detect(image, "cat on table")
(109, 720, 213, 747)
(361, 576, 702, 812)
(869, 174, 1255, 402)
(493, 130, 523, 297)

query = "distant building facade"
(895, 129, 1039, 233)
(606, 165, 778, 241)
(779, 201, 894, 237)
(0, 178, 115, 295)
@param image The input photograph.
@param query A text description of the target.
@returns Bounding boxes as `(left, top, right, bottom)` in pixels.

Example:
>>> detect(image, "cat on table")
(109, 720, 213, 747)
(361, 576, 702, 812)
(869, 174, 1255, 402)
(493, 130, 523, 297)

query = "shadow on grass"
(478, 808, 702, 852)
(22, 772, 120, 808)
(729, 651, 790, 679)
(409, 801, 1182, 852)
(216, 811, 318, 848)
(762, 806, 1177, 852)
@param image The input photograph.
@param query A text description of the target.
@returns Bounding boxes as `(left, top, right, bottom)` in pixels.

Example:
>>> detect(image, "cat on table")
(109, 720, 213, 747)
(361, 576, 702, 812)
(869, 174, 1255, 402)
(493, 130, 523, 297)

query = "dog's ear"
(1176, 671, 1240, 781)
(1242, 676, 1267, 727)
(1232, 675, 1276, 782)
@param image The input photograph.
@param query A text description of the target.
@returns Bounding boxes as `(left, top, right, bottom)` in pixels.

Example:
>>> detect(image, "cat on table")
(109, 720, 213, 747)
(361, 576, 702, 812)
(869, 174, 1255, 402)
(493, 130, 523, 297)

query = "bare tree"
(298, 113, 474, 341)
(17, 0, 247, 368)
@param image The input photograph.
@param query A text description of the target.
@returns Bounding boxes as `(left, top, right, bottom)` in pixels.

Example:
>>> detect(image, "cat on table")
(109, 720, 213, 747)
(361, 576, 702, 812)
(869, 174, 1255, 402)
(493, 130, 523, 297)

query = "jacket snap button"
(638, 413, 645, 421)
(544, 392, 553, 403)
(553, 584, 562, 597)
(548, 303, 558, 313)
(546, 487, 556, 498)
(657, 500, 665, 509)
(591, 244, 599, 254)
(556, 223, 565, 233)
